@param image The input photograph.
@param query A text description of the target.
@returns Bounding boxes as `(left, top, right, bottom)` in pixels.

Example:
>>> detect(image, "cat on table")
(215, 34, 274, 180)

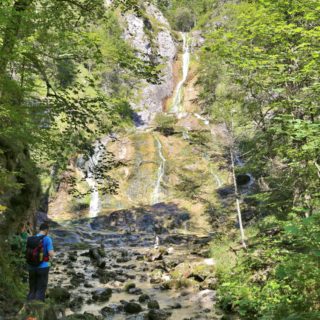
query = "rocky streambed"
(46, 204, 223, 320)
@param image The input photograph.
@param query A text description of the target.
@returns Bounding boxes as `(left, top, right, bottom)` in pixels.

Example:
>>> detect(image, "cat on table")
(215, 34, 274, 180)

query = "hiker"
(26, 222, 55, 301)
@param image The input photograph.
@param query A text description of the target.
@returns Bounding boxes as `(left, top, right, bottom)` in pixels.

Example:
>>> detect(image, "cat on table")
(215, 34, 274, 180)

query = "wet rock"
(100, 304, 124, 316)
(125, 282, 136, 292)
(125, 314, 148, 320)
(95, 269, 117, 284)
(187, 273, 205, 282)
(171, 302, 182, 309)
(69, 296, 84, 312)
(124, 301, 143, 314)
(92, 288, 112, 302)
(138, 294, 150, 303)
(146, 248, 168, 262)
(71, 273, 85, 287)
(147, 309, 171, 320)
(48, 287, 70, 303)
(147, 300, 160, 310)
(89, 248, 106, 268)
(68, 251, 78, 262)
(117, 256, 131, 263)
(129, 287, 143, 295)
(64, 313, 102, 320)
(200, 277, 217, 290)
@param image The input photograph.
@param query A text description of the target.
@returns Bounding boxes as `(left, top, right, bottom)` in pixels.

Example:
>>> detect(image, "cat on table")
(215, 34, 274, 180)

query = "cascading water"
(194, 113, 210, 126)
(171, 32, 190, 114)
(86, 137, 109, 218)
(152, 136, 166, 204)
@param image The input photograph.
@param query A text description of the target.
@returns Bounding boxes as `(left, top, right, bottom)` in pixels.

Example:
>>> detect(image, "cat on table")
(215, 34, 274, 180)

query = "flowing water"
(47, 31, 228, 320)
(152, 136, 166, 205)
(171, 33, 190, 114)
(86, 137, 109, 218)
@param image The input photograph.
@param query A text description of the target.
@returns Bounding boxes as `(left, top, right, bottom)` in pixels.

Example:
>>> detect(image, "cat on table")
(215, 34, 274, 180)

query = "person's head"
(39, 222, 50, 235)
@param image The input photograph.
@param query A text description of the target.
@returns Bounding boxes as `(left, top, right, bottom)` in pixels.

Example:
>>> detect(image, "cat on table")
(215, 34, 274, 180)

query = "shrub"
(172, 8, 195, 32)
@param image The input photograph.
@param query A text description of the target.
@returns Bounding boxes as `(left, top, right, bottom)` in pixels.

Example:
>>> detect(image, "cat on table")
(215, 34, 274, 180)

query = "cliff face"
(0, 140, 41, 238)
(123, 4, 177, 126)
(48, 4, 230, 234)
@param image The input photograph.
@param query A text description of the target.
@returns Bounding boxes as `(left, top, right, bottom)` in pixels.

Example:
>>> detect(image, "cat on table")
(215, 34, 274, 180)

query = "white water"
(171, 33, 190, 114)
(152, 136, 166, 204)
(194, 113, 210, 126)
(86, 137, 109, 218)
(212, 172, 223, 188)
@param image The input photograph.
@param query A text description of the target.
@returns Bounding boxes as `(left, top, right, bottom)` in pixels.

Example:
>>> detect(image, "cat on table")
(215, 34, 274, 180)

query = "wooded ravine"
(0, 1, 319, 319)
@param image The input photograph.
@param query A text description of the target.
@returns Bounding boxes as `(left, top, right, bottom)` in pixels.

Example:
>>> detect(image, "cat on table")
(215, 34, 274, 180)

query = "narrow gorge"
(35, 4, 230, 320)
(2, 1, 318, 320)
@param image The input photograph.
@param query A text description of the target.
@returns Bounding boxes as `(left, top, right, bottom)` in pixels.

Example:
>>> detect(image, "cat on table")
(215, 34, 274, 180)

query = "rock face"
(123, 4, 177, 126)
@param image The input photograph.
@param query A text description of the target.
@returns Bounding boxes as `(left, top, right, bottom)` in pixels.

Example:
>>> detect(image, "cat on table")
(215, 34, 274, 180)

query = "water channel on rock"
(48, 32, 228, 320)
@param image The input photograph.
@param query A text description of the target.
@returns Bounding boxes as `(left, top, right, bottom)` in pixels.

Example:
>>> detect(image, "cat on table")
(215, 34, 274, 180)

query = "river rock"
(125, 282, 136, 292)
(147, 300, 160, 310)
(124, 302, 143, 314)
(170, 302, 182, 309)
(69, 296, 84, 312)
(147, 309, 171, 320)
(101, 304, 124, 316)
(138, 294, 150, 303)
(71, 273, 85, 287)
(89, 248, 106, 268)
(64, 313, 102, 320)
(92, 288, 112, 302)
(48, 287, 71, 303)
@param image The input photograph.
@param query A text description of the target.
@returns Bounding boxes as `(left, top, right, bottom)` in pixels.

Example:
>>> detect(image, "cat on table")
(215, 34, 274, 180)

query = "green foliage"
(200, 0, 320, 216)
(200, 0, 320, 318)
(154, 113, 177, 136)
(172, 7, 195, 32)
(217, 213, 320, 319)
(0, 241, 28, 315)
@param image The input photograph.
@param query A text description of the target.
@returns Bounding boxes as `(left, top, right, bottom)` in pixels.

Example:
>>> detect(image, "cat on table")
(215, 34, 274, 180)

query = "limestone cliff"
(122, 3, 177, 126)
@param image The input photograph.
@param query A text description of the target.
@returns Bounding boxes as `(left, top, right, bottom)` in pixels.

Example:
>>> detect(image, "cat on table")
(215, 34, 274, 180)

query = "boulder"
(147, 309, 171, 320)
(100, 304, 124, 316)
(138, 294, 150, 303)
(124, 282, 136, 292)
(64, 313, 102, 320)
(48, 287, 70, 303)
(69, 296, 84, 312)
(147, 300, 160, 310)
(124, 302, 143, 314)
(92, 288, 112, 302)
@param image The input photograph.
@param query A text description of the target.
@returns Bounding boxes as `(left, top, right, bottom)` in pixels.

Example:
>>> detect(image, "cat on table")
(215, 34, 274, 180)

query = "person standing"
(26, 222, 55, 301)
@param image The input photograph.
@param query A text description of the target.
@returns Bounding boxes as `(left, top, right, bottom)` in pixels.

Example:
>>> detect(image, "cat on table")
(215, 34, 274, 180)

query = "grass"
(209, 237, 238, 274)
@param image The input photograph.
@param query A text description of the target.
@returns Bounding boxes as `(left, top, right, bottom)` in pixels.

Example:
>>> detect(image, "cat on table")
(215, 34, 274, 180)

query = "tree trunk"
(230, 149, 247, 249)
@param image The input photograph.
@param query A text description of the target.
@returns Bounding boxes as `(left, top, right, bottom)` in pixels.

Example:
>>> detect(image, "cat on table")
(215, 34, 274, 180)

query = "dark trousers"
(27, 267, 49, 301)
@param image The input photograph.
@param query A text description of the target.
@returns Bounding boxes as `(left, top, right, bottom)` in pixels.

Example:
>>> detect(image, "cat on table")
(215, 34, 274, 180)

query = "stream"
(171, 33, 190, 115)
(152, 136, 166, 205)
(47, 32, 225, 320)
(49, 208, 220, 320)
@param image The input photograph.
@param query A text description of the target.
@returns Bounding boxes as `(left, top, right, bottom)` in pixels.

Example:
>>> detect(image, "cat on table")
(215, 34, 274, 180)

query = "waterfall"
(86, 137, 109, 218)
(171, 32, 190, 114)
(194, 113, 210, 126)
(152, 136, 166, 204)
(212, 170, 223, 188)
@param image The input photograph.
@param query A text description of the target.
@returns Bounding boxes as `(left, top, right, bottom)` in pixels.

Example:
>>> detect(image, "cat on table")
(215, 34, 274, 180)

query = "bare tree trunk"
(230, 149, 247, 249)
(229, 116, 247, 249)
